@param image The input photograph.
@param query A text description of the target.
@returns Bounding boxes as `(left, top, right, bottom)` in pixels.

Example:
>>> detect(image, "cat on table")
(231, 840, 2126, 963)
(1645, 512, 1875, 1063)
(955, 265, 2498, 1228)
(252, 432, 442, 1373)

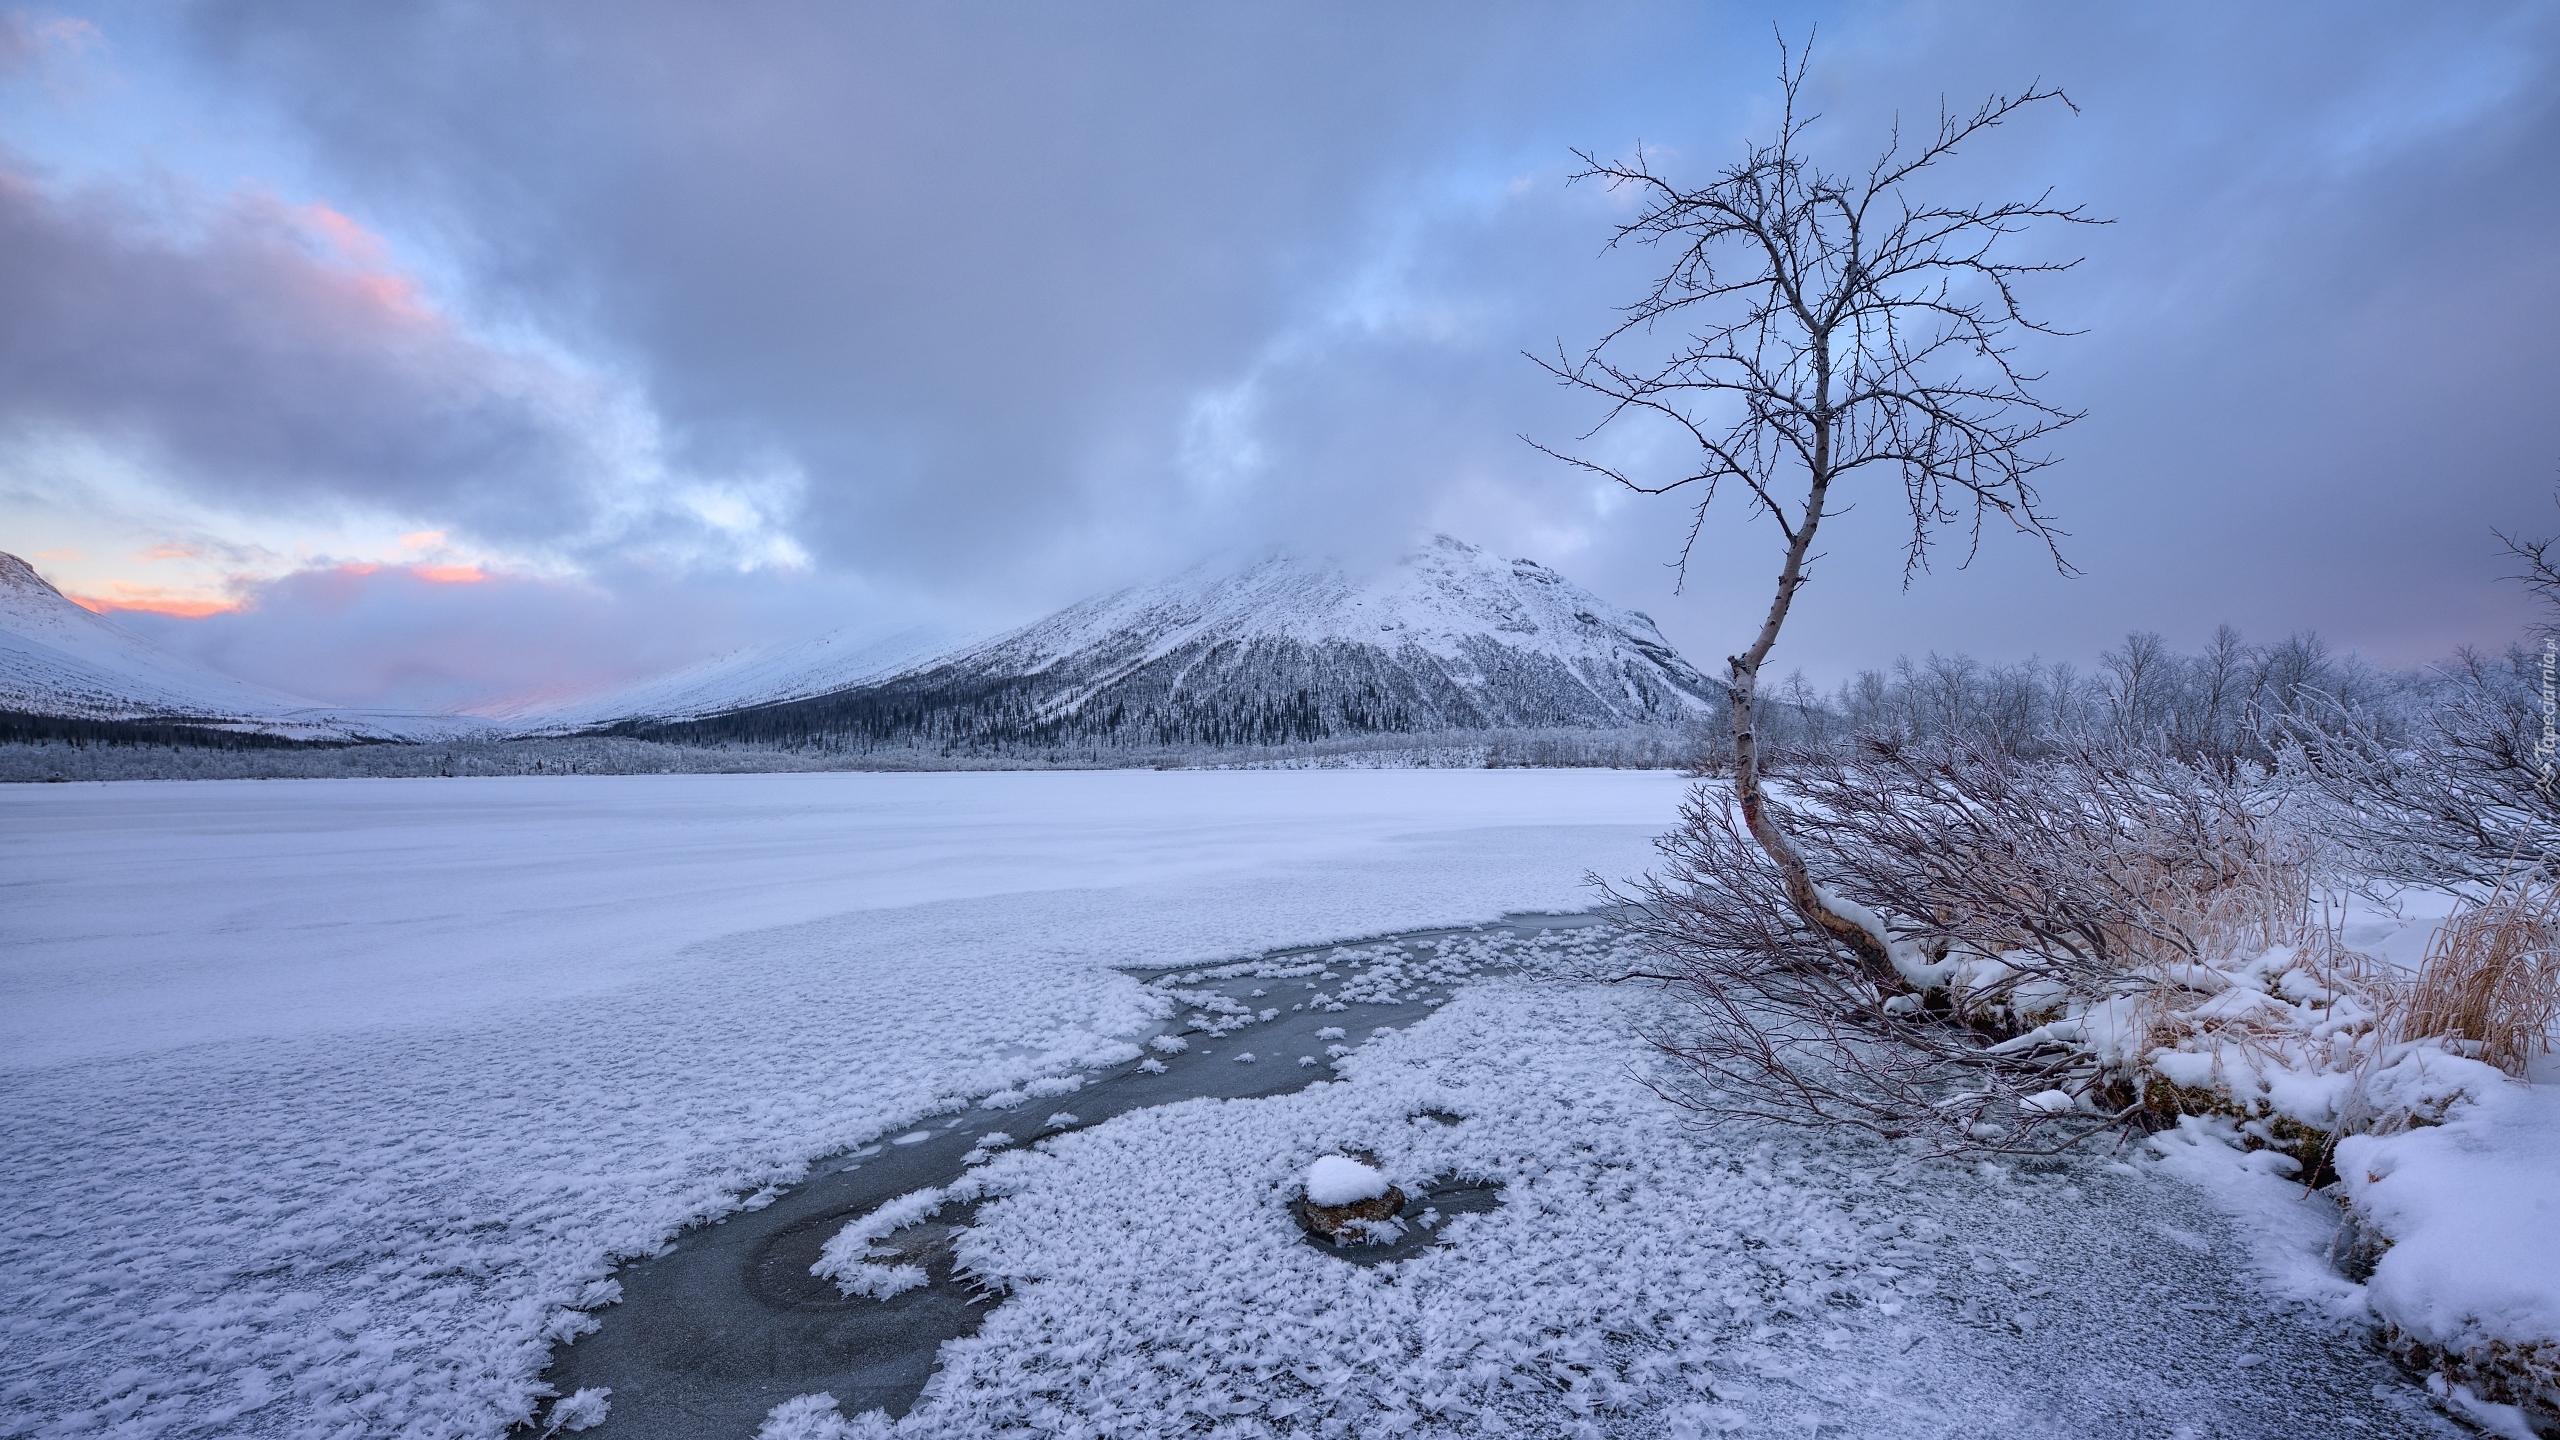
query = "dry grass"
(2393, 882, 2560, 1077)
(2132, 837, 2389, 1079)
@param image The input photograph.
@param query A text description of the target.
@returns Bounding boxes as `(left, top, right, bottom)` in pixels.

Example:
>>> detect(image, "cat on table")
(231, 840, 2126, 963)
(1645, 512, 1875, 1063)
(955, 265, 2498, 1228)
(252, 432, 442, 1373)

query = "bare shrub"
(1606, 737, 2306, 1155)
(2393, 883, 2560, 1077)
(2281, 646, 2560, 890)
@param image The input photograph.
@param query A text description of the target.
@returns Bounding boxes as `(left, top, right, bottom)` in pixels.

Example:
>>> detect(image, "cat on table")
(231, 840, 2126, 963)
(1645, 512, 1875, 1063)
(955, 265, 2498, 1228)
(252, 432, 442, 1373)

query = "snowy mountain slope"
(497, 623, 959, 731)
(0, 551, 493, 742)
(622, 537, 1722, 750)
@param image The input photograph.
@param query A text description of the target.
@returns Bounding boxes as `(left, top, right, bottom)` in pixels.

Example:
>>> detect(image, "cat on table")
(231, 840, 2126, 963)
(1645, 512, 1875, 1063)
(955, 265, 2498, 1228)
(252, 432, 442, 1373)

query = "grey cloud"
(178, 0, 1681, 605)
(0, 166, 619, 542)
(21, 0, 2560, 703)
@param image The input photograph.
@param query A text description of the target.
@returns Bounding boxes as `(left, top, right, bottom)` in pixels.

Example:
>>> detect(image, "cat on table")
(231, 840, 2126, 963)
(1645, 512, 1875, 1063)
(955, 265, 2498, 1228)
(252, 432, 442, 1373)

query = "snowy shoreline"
(531, 917, 1600, 1437)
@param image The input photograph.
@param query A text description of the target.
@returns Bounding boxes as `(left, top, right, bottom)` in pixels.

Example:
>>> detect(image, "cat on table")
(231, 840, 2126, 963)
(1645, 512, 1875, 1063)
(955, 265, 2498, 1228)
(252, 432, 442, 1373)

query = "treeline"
(0, 726, 1709, 783)
(0, 710, 350, 752)
(1737, 626, 2430, 766)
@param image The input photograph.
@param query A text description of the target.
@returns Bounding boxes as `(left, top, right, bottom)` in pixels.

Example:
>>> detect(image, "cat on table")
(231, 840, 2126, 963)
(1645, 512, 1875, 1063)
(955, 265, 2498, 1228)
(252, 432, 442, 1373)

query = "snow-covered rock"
(1306, 1155, 1390, 1206)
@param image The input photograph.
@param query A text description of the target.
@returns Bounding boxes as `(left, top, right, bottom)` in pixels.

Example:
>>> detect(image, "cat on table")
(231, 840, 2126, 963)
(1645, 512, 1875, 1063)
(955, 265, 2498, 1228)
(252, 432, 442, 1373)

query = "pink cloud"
(68, 586, 242, 619)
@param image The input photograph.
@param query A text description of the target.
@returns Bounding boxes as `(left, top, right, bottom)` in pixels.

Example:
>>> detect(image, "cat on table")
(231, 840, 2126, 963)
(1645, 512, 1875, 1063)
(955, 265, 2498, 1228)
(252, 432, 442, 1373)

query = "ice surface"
(0, 768, 1680, 1438)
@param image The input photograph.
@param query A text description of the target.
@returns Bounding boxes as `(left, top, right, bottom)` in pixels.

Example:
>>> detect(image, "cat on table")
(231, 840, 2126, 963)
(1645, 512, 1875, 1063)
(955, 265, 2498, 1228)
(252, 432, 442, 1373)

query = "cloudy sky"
(2, 1, 2553, 711)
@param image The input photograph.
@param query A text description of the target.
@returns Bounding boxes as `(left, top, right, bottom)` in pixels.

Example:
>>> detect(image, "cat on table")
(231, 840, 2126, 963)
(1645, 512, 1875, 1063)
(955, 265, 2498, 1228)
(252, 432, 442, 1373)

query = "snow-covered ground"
(778, 971, 2447, 1440)
(0, 769, 1683, 1438)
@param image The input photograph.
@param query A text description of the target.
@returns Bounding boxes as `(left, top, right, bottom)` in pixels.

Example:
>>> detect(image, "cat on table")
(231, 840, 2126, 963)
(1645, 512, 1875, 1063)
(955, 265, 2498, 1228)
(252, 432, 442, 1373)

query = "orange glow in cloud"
(136, 542, 201, 562)
(69, 586, 243, 619)
(57, 559, 500, 622)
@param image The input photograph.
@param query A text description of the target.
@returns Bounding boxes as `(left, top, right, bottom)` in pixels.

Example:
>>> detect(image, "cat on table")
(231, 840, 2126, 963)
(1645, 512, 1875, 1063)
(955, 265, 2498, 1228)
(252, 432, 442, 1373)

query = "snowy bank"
(2338, 1065, 2560, 1434)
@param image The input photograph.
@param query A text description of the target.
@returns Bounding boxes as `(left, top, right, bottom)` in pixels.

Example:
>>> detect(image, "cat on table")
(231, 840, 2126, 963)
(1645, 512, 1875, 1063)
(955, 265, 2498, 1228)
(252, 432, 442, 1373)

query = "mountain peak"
(602, 537, 1720, 752)
(0, 550, 67, 599)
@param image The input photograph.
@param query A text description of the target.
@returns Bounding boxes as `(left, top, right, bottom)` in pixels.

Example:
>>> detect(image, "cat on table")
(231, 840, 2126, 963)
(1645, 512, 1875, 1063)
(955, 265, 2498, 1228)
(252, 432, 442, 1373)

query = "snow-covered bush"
(1613, 736, 2414, 1159)
(1627, 714, 2560, 1426)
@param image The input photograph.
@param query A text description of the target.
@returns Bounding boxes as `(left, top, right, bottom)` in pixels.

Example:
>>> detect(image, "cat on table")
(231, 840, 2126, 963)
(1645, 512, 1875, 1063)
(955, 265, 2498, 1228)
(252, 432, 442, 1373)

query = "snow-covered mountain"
(3, 539, 1720, 754)
(614, 537, 1722, 750)
(0, 551, 493, 742)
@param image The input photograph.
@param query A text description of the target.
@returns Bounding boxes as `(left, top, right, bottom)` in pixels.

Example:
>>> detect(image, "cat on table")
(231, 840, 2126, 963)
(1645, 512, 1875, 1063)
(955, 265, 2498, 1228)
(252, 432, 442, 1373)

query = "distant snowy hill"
(0, 551, 493, 742)
(498, 623, 958, 731)
(611, 537, 1722, 751)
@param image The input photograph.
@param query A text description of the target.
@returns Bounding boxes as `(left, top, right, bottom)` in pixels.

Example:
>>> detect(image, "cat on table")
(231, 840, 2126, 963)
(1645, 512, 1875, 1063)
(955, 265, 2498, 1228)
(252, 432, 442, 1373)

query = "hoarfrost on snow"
(757, 1392, 897, 1440)
(812, 1186, 949, 1299)
(545, 1387, 610, 1433)
(895, 972, 2438, 1437)
(830, 1262, 929, 1300)
(3, 768, 2486, 1438)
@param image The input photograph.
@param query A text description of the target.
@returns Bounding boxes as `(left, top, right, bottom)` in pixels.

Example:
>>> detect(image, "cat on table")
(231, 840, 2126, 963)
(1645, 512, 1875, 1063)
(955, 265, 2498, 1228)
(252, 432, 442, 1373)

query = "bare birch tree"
(1530, 36, 2096, 985)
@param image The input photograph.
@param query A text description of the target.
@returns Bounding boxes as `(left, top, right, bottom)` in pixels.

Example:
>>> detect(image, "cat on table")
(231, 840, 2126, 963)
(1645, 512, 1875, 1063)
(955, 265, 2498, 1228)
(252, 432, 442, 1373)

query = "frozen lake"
(0, 770, 2447, 1438)
(0, 770, 1683, 1437)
